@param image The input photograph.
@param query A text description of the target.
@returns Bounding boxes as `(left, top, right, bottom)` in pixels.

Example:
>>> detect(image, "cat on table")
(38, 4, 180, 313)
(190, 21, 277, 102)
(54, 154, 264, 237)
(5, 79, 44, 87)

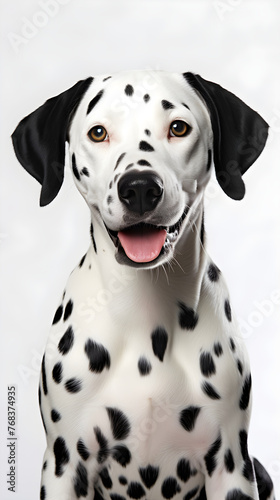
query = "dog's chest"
(71, 347, 211, 500)
(42, 251, 247, 499)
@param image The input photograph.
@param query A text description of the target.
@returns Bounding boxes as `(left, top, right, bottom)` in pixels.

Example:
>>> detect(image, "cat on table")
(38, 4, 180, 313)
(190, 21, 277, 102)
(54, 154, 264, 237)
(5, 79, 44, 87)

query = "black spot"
(63, 299, 73, 321)
(145, 129, 151, 136)
(161, 99, 175, 110)
(111, 445, 131, 467)
(114, 173, 120, 183)
(125, 163, 134, 171)
(115, 152, 126, 171)
(107, 195, 113, 205)
(74, 461, 88, 498)
(202, 382, 221, 400)
(109, 181, 113, 189)
(52, 362, 63, 383)
(90, 223, 97, 253)
(94, 426, 109, 464)
(253, 457, 274, 500)
(200, 213, 205, 245)
(176, 458, 197, 482)
(79, 254, 86, 267)
(226, 488, 254, 500)
(237, 360, 243, 375)
(182, 103, 190, 110)
(125, 84, 134, 96)
(85, 339, 111, 373)
(77, 439, 90, 461)
(110, 494, 126, 500)
(106, 407, 130, 440)
(239, 430, 254, 482)
(207, 263, 220, 282)
(179, 406, 201, 432)
(41, 355, 48, 395)
(137, 159, 151, 167)
(58, 326, 74, 355)
(161, 477, 181, 499)
(239, 374, 252, 410)
(200, 352, 216, 377)
(94, 487, 104, 500)
(52, 304, 63, 324)
(43, 460, 47, 470)
(151, 327, 168, 362)
(87, 90, 104, 115)
(225, 299, 232, 322)
(239, 430, 249, 461)
(41, 412, 47, 435)
(127, 482, 146, 499)
(196, 487, 206, 500)
(100, 467, 113, 489)
(139, 465, 159, 488)
(213, 342, 223, 357)
(65, 377, 82, 393)
(229, 337, 236, 352)
(81, 167, 90, 176)
(103, 76, 112, 82)
(139, 140, 154, 152)
(72, 153, 80, 181)
(206, 149, 212, 171)
(178, 302, 198, 330)
(183, 486, 199, 500)
(119, 475, 127, 485)
(53, 437, 70, 477)
(40, 486, 46, 500)
(51, 409, 61, 422)
(204, 434, 222, 476)
(224, 449, 235, 473)
(143, 94, 150, 102)
(138, 356, 152, 376)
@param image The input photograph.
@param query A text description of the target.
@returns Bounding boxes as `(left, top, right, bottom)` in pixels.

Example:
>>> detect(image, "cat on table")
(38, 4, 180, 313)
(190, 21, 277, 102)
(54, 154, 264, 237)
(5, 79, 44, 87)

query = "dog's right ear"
(11, 77, 93, 206)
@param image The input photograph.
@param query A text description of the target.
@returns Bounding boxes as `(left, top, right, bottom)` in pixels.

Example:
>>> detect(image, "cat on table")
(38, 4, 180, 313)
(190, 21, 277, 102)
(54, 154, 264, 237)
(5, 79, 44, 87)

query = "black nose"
(118, 171, 163, 215)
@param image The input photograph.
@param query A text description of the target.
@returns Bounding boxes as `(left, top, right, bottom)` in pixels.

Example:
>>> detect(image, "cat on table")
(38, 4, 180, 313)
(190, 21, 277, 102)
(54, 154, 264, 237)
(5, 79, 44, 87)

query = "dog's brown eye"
(169, 120, 190, 138)
(88, 125, 108, 142)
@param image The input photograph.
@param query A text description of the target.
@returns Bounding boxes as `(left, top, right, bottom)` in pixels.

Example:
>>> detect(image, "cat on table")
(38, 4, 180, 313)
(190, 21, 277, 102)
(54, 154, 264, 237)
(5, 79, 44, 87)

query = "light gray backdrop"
(0, 1, 279, 499)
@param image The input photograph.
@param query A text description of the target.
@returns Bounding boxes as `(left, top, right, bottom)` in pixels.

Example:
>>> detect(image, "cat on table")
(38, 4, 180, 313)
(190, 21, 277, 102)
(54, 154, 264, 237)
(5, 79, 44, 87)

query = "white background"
(0, 1, 279, 499)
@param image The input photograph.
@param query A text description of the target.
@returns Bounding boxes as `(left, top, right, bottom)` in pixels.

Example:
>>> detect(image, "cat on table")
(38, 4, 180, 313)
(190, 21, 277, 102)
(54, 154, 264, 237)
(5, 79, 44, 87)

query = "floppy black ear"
(11, 77, 93, 206)
(183, 72, 269, 200)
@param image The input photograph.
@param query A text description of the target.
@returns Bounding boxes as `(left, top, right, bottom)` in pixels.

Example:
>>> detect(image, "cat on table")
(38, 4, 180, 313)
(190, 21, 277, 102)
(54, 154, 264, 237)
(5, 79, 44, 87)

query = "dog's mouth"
(105, 207, 188, 266)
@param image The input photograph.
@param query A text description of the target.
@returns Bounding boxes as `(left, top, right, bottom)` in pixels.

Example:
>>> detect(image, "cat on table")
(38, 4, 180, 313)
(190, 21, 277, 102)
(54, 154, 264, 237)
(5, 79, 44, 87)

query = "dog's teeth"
(166, 230, 178, 243)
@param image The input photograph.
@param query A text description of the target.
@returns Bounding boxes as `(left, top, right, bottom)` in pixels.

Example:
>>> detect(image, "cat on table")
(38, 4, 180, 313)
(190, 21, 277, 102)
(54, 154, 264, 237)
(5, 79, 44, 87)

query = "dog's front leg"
(40, 436, 102, 500)
(203, 425, 259, 500)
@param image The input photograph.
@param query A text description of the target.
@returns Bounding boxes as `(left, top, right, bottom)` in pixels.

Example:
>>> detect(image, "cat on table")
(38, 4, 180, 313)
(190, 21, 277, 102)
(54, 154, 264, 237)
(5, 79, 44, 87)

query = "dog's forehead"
(97, 70, 187, 97)
(80, 70, 203, 116)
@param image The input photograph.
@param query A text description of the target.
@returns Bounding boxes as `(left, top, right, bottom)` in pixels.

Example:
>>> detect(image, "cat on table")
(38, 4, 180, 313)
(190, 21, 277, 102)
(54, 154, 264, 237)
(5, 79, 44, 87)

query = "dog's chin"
(104, 208, 189, 269)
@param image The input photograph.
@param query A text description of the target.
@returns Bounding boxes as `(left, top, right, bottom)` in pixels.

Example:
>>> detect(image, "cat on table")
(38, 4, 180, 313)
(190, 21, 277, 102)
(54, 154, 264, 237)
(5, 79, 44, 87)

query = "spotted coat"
(12, 70, 273, 500)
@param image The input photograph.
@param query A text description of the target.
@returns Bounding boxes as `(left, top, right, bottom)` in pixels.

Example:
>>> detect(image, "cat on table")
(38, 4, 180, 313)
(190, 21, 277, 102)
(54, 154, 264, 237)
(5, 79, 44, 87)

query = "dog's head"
(12, 71, 268, 269)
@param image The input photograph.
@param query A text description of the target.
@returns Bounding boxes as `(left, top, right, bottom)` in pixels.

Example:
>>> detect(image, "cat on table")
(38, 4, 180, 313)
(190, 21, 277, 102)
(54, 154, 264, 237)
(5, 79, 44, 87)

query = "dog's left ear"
(183, 72, 269, 200)
(11, 77, 93, 206)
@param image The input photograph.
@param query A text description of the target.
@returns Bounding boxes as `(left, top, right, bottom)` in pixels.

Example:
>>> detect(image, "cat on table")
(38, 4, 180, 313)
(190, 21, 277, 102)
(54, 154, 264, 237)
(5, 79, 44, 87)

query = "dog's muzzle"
(115, 171, 165, 264)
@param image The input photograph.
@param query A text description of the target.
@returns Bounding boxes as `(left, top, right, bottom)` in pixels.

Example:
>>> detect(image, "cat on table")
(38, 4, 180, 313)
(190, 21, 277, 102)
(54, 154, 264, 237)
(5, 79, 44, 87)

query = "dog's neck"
(86, 199, 208, 328)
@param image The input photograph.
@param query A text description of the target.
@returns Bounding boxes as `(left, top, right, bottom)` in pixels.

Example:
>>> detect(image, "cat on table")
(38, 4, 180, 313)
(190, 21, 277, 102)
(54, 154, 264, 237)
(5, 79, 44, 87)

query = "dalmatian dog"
(12, 70, 275, 500)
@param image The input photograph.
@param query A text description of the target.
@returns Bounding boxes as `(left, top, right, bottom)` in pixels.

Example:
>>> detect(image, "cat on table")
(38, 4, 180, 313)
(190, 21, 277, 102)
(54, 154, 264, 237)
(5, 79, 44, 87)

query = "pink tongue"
(118, 227, 167, 263)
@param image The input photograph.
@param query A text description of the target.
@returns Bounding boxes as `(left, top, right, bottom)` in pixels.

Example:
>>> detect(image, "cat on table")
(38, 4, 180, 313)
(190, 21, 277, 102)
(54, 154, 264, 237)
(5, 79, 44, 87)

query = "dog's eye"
(169, 120, 190, 138)
(88, 125, 108, 142)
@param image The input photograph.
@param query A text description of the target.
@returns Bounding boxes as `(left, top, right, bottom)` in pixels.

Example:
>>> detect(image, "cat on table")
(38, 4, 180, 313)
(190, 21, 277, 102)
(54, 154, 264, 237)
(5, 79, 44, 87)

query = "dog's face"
(69, 71, 213, 268)
(12, 70, 268, 269)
